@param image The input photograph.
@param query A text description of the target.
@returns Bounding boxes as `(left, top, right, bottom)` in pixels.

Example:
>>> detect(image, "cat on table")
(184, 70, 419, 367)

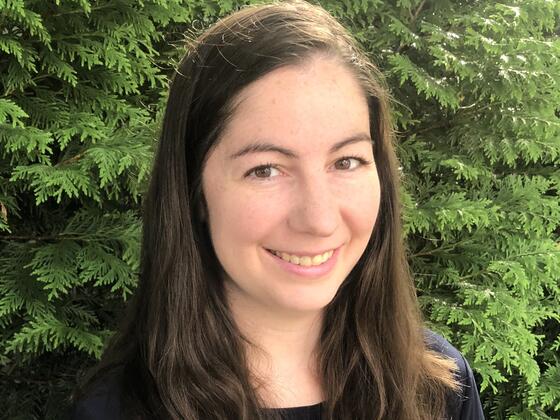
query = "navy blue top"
(70, 332, 484, 419)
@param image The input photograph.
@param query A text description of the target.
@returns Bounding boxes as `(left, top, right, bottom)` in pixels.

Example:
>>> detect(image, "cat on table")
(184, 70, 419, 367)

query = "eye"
(334, 156, 371, 170)
(245, 164, 281, 179)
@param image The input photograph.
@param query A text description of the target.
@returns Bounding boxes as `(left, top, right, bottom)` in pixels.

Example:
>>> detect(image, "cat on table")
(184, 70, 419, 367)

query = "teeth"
(312, 254, 323, 265)
(272, 249, 334, 266)
(300, 256, 312, 266)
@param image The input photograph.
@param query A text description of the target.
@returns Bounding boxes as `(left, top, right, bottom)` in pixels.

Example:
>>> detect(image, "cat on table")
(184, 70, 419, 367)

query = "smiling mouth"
(266, 249, 335, 266)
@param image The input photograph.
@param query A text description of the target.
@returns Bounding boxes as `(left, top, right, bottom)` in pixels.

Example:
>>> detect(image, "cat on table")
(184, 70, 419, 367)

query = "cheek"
(339, 174, 381, 232)
(205, 171, 381, 249)
(205, 185, 285, 248)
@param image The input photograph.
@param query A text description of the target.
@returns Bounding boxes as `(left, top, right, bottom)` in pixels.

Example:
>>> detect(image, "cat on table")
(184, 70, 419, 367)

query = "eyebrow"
(229, 133, 373, 160)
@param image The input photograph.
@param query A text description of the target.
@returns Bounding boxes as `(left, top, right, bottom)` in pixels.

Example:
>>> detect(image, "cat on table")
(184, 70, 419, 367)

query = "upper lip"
(265, 246, 339, 256)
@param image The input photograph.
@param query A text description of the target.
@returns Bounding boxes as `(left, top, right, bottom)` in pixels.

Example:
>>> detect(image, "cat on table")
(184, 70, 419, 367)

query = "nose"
(287, 174, 339, 237)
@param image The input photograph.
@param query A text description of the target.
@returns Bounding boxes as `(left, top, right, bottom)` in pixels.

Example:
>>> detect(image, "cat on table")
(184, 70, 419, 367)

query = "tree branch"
(396, 0, 428, 53)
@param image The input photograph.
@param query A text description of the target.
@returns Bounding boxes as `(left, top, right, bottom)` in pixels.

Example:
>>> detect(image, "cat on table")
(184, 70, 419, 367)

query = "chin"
(272, 288, 338, 315)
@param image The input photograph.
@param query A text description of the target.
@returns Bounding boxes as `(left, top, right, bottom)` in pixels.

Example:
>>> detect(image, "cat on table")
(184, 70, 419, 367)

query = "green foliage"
(0, 0, 558, 419)
(321, 0, 560, 417)
(0, 0, 191, 418)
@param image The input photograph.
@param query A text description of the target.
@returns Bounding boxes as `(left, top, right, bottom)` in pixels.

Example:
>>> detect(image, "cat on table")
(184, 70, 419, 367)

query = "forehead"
(217, 56, 370, 154)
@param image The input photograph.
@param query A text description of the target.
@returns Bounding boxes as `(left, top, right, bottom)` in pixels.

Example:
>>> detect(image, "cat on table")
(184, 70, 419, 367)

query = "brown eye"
(335, 156, 369, 171)
(254, 166, 272, 178)
(335, 158, 352, 170)
(245, 164, 281, 179)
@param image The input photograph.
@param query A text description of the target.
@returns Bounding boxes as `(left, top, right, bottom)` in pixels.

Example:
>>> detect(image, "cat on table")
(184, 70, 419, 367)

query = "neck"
(226, 286, 324, 407)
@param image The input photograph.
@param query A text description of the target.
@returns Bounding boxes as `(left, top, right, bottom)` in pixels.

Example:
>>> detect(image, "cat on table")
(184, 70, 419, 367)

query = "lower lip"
(264, 247, 340, 278)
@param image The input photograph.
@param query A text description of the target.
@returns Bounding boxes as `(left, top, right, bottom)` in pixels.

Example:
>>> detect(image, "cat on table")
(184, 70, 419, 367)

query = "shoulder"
(424, 329, 469, 378)
(68, 372, 124, 420)
(424, 330, 486, 420)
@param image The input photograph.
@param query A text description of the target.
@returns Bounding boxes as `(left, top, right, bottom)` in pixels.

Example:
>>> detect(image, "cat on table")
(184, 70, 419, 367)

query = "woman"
(72, 1, 484, 419)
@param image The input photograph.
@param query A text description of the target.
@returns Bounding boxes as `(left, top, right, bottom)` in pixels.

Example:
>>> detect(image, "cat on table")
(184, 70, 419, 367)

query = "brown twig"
(396, 0, 428, 53)
(411, 0, 428, 23)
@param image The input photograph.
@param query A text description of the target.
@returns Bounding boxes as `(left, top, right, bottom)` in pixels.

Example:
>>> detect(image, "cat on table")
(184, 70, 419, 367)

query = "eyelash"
(244, 155, 373, 180)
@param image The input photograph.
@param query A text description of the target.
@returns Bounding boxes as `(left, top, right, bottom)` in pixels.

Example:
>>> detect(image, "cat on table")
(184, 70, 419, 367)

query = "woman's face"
(202, 56, 381, 316)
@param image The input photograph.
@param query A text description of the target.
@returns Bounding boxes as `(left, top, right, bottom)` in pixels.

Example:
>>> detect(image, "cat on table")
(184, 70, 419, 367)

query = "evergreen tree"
(322, 0, 560, 417)
(0, 0, 195, 418)
(0, 1, 558, 418)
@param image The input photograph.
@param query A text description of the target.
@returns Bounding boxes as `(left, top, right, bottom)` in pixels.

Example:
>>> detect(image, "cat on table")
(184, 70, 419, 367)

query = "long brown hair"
(78, 1, 458, 418)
